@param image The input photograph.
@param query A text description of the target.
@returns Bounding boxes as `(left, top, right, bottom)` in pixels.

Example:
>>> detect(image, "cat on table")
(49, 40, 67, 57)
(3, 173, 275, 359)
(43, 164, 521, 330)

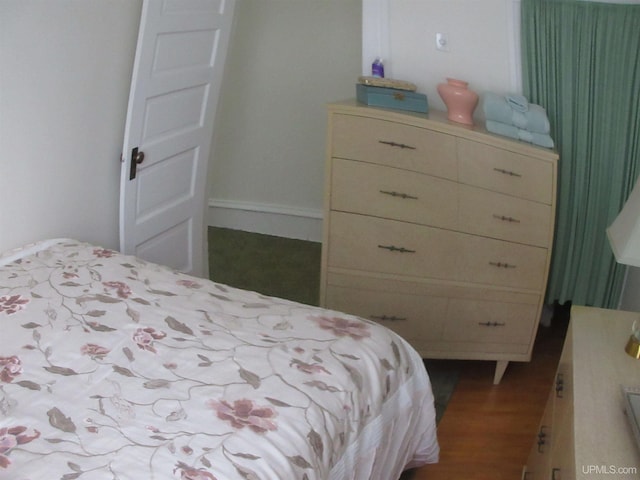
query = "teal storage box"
(356, 83, 428, 113)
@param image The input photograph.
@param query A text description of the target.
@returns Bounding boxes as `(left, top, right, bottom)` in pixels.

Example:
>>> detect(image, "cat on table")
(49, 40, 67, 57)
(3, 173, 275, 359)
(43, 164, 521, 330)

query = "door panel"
(135, 148, 197, 222)
(119, 0, 235, 276)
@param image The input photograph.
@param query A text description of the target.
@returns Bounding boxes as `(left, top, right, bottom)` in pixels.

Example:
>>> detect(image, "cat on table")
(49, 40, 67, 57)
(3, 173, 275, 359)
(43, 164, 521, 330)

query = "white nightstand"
(524, 305, 640, 479)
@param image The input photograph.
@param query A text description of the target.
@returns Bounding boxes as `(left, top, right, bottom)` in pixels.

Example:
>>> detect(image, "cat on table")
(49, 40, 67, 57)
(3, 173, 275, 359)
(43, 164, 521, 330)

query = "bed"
(0, 239, 438, 479)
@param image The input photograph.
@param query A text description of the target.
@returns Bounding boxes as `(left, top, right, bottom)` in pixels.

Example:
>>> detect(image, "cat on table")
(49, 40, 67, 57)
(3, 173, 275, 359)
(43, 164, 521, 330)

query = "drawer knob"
(555, 373, 564, 398)
(537, 425, 548, 453)
(493, 167, 522, 178)
(378, 140, 416, 150)
(378, 244, 416, 254)
(371, 314, 407, 322)
(493, 214, 521, 224)
(478, 321, 506, 327)
(380, 190, 418, 200)
(489, 261, 517, 269)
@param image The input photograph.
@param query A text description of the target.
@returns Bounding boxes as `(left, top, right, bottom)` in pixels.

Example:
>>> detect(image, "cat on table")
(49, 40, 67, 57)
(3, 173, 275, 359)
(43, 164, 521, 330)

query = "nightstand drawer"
(331, 114, 457, 180)
(331, 157, 458, 229)
(459, 185, 553, 247)
(457, 138, 554, 204)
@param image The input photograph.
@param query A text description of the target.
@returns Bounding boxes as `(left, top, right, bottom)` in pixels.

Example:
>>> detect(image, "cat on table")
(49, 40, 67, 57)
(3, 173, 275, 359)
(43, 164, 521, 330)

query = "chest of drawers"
(320, 101, 559, 383)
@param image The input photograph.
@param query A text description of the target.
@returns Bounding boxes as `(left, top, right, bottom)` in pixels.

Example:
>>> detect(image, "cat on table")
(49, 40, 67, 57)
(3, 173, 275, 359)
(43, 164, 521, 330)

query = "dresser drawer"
(327, 211, 548, 290)
(331, 158, 553, 245)
(325, 277, 537, 354)
(331, 157, 458, 229)
(456, 233, 548, 290)
(459, 184, 553, 247)
(457, 138, 554, 204)
(331, 114, 457, 180)
(327, 211, 458, 280)
(444, 299, 538, 347)
(325, 284, 447, 343)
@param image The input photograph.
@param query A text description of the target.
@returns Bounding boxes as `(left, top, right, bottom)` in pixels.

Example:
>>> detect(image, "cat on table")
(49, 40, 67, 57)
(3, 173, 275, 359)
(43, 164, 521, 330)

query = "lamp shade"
(607, 176, 640, 267)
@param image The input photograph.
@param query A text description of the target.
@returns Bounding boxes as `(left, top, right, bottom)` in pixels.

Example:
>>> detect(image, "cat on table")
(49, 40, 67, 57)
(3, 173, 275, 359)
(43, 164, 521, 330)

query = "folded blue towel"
(506, 94, 529, 112)
(483, 92, 551, 134)
(486, 120, 555, 149)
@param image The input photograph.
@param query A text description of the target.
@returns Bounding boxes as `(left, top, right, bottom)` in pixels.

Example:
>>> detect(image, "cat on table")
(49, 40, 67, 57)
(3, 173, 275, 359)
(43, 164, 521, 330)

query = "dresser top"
(328, 100, 559, 162)
(571, 305, 640, 476)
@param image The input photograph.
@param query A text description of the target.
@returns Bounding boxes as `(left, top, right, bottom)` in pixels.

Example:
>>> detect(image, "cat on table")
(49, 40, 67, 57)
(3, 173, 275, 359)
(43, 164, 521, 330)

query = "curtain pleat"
(521, 0, 640, 308)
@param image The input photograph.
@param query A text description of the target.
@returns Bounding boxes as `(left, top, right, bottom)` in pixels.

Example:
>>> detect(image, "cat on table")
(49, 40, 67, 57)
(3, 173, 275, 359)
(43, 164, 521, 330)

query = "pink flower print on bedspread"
(0, 426, 40, 469)
(207, 399, 277, 434)
(0, 356, 22, 383)
(93, 248, 116, 258)
(80, 344, 111, 359)
(311, 315, 371, 340)
(176, 279, 202, 289)
(102, 281, 132, 299)
(0, 295, 29, 315)
(133, 327, 167, 354)
(174, 462, 218, 480)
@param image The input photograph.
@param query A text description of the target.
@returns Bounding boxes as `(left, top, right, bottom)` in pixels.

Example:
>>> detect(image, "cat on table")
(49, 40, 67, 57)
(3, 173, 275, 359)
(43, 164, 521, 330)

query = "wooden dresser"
(319, 101, 558, 383)
(523, 306, 640, 479)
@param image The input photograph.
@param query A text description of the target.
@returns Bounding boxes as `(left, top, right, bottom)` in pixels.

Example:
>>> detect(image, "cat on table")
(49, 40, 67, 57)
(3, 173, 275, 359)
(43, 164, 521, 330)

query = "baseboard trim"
(207, 198, 323, 242)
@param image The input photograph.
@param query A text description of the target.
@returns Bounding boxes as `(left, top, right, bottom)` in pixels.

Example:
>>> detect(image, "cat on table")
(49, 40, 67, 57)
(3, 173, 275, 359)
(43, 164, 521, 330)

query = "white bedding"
(0, 239, 438, 479)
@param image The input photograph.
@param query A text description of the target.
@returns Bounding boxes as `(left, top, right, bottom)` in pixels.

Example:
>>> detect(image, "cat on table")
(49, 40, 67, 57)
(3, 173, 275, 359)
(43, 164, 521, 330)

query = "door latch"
(129, 147, 145, 180)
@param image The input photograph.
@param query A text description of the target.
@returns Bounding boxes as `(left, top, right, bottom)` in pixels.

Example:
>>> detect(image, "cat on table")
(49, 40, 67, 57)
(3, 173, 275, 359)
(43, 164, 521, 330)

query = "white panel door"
(119, 0, 235, 277)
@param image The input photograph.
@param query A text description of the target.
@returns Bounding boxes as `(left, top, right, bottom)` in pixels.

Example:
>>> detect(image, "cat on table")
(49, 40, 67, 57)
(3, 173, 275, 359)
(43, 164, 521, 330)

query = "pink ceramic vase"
(437, 78, 479, 126)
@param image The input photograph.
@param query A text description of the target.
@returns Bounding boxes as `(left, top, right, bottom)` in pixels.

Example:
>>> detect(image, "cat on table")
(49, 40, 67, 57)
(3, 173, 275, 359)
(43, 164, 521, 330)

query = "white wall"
(207, 0, 362, 241)
(365, 0, 522, 114)
(0, 1, 141, 252)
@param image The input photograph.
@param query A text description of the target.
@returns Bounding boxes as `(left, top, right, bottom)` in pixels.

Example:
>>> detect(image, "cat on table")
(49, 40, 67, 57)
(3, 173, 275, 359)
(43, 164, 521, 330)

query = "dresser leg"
(494, 360, 509, 384)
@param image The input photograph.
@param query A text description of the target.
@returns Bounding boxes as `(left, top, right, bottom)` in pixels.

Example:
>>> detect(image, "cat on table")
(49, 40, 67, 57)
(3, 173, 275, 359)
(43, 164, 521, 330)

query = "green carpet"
(208, 226, 457, 423)
(209, 226, 321, 306)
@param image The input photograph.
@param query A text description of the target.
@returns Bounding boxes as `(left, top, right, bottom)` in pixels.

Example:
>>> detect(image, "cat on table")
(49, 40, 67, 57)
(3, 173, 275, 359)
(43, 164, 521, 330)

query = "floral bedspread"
(0, 239, 438, 479)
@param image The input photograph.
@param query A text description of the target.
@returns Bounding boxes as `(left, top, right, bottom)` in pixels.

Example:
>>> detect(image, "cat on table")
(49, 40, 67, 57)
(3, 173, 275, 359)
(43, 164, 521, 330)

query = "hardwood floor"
(410, 314, 569, 480)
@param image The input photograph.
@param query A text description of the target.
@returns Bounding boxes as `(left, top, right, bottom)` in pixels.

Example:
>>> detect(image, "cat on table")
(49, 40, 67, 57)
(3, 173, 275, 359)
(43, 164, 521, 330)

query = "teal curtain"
(521, 0, 640, 308)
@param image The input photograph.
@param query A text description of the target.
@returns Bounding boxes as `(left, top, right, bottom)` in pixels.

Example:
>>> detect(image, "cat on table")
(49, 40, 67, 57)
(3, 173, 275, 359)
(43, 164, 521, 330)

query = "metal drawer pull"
(371, 314, 407, 322)
(493, 167, 522, 177)
(555, 373, 564, 398)
(378, 245, 416, 253)
(489, 261, 517, 269)
(378, 140, 416, 150)
(380, 190, 418, 200)
(493, 214, 520, 224)
(537, 426, 548, 453)
(552, 468, 561, 480)
(478, 321, 506, 327)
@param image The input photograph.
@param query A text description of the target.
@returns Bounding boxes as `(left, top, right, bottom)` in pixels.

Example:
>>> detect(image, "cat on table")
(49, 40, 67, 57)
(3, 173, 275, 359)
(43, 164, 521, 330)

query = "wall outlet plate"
(436, 33, 449, 52)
